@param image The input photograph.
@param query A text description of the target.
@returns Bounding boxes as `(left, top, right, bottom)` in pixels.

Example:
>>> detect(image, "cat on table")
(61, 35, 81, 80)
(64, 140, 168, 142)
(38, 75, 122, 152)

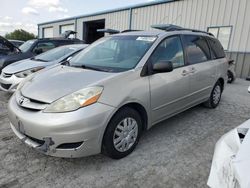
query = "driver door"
(149, 35, 191, 124)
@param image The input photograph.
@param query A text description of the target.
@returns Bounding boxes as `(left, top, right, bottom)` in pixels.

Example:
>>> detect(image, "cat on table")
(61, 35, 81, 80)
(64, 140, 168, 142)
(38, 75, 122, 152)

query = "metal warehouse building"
(38, 0, 250, 78)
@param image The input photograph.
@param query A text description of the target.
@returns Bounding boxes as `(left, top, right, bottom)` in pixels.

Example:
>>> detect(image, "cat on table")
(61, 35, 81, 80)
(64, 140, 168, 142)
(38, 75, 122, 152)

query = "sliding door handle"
(181, 70, 189, 76)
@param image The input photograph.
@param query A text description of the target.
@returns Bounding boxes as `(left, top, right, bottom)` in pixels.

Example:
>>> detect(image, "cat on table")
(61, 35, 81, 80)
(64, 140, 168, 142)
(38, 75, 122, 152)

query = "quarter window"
(183, 35, 210, 65)
(150, 36, 185, 68)
(207, 26, 232, 50)
(207, 37, 225, 59)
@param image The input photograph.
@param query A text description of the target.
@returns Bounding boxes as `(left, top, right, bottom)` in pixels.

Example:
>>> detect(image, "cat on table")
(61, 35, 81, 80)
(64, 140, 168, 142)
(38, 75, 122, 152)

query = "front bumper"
(8, 94, 115, 158)
(0, 74, 23, 93)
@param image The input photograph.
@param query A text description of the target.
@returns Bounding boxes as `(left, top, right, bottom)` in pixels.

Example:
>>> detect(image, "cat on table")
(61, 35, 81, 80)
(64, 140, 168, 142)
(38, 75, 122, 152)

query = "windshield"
(70, 35, 156, 72)
(19, 40, 36, 52)
(34, 46, 78, 62)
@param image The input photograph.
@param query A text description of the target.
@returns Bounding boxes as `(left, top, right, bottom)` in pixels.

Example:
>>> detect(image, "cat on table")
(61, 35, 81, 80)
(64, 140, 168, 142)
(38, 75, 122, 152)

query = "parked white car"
(208, 119, 250, 187)
(0, 44, 88, 92)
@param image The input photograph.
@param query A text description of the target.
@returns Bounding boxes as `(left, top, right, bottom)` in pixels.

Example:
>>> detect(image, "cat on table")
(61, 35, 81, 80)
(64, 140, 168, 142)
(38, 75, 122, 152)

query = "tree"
(5, 29, 36, 41)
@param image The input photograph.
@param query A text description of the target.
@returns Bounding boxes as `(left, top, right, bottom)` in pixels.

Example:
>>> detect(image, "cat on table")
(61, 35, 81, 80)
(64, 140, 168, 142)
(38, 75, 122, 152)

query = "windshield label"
(136, 37, 156, 42)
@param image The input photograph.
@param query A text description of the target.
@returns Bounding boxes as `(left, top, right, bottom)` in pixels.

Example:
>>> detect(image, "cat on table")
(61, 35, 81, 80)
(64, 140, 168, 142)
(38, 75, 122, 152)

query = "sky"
(0, 0, 155, 36)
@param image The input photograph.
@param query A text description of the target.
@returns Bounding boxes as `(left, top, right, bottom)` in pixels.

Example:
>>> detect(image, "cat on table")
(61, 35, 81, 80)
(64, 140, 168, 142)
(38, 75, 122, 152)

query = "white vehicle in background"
(208, 88, 250, 188)
(0, 44, 88, 92)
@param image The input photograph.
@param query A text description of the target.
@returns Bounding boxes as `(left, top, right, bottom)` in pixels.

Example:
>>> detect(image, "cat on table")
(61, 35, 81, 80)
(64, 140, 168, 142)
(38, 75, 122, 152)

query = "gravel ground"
(0, 79, 250, 188)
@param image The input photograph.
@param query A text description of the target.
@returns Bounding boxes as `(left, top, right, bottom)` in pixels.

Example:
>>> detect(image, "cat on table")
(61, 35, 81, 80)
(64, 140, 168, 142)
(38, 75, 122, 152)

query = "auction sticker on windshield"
(136, 37, 157, 42)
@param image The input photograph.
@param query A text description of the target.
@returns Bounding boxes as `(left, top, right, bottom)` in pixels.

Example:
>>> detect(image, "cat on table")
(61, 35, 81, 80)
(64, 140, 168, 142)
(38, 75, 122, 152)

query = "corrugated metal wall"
(226, 52, 250, 78)
(38, 0, 250, 78)
(131, 0, 250, 52)
(38, 20, 76, 38)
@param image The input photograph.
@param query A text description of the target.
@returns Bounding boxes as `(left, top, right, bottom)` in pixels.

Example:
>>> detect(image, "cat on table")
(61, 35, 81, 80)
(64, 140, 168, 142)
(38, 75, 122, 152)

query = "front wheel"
(204, 81, 222, 108)
(102, 107, 142, 159)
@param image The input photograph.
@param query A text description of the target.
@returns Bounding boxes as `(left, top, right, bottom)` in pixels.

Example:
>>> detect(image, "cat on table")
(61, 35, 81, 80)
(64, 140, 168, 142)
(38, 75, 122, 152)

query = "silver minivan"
(8, 27, 228, 159)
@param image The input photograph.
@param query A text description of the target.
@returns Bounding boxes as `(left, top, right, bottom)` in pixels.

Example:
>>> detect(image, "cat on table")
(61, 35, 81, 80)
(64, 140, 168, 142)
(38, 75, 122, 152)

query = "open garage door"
(43, 27, 53, 38)
(83, 19, 105, 44)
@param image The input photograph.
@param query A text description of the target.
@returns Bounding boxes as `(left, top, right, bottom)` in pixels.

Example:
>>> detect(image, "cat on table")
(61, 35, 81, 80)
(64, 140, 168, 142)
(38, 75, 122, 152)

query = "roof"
(112, 29, 214, 38)
(36, 38, 81, 41)
(115, 30, 164, 36)
(38, 0, 178, 26)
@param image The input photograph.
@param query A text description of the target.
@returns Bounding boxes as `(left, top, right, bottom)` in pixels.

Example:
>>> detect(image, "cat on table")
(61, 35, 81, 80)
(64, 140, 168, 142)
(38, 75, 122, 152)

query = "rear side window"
(207, 37, 225, 59)
(183, 35, 211, 64)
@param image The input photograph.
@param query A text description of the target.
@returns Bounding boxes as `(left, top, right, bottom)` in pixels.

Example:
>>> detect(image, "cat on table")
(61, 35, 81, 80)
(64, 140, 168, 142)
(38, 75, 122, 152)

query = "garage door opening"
(83, 19, 105, 44)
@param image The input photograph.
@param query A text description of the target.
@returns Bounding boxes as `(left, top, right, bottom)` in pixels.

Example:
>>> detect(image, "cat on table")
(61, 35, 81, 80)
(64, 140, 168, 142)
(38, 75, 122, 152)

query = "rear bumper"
(8, 94, 116, 158)
(0, 74, 23, 93)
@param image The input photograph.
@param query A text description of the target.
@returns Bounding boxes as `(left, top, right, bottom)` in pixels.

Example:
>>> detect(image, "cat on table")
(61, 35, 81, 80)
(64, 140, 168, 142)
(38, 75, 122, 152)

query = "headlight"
(44, 86, 103, 113)
(15, 67, 44, 78)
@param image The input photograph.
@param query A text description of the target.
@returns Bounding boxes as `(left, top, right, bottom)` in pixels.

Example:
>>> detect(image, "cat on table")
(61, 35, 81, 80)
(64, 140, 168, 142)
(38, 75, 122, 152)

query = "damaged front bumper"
(11, 123, 55, 153)
(8, 94, 115, 158)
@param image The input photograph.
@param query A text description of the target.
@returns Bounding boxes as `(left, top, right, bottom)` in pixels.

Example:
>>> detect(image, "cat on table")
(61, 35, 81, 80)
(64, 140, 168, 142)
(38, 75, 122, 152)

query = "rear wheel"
(102, 107, 142, 159)
(204, 81, 222, 108)
(227, 71, 234, 83)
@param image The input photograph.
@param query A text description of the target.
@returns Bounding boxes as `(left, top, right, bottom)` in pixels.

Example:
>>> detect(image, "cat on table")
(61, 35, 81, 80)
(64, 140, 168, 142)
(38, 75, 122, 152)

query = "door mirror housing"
(152, 61, 173, 73)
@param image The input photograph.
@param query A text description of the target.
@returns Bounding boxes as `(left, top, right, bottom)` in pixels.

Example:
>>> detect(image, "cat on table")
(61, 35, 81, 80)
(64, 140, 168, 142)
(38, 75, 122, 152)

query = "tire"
(227, 71, 234, 83)
(204, 81, 222, 108)
(102, 107, 142, 159)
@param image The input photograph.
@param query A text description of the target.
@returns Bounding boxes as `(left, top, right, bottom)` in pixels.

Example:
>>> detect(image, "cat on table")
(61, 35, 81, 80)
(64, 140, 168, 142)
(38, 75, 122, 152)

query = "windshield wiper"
(71, 64, 111, 72)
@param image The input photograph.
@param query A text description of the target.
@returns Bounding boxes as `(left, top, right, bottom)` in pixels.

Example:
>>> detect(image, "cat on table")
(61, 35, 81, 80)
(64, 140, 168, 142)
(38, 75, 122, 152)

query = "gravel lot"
(0, 79, 250, 188)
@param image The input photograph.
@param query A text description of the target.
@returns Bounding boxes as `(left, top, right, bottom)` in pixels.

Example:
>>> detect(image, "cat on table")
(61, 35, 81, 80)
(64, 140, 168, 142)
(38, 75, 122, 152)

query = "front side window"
(183, 35, 210, 65)
(19, 40, 36, 53)
(150, 36, 185, 68)
(70, 35, 156, 72)
(208, 26, 232, 50)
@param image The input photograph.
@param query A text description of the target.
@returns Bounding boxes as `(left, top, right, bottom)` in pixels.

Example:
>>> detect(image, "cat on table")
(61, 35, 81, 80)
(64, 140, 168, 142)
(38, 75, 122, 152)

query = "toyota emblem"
(19, 97, 25, 105)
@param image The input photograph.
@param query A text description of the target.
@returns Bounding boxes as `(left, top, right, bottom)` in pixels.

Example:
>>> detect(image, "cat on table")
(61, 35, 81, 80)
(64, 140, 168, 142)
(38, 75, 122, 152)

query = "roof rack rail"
(151, 24, 183, 31)
(121, 29, 142, 33)
(97, 29, 120, 34)
(151, 24, 214, 36)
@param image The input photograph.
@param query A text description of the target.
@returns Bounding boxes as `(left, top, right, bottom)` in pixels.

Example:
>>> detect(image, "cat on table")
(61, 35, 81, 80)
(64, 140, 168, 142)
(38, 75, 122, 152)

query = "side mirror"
(61, 60, 69, 66)
(153, 60, 173, 73)
(34, 48, 43, 55)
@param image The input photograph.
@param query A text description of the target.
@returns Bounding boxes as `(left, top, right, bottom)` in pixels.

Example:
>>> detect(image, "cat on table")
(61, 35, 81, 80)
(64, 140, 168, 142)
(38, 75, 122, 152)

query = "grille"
(1, 83, 11, 90)
(16, 91, 48, 110)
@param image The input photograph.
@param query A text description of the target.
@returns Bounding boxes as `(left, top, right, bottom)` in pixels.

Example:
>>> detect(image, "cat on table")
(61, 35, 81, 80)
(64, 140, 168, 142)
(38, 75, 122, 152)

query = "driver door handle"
(189, 67, 197, 73)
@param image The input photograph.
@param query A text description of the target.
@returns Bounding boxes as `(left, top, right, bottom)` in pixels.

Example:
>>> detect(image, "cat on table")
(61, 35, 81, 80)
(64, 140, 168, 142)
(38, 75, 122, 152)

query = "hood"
(0, 51, 33, 67)
(3, 58, 55, 74)
(0, 36, 20, 52)
(21, 65, 117, 103)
